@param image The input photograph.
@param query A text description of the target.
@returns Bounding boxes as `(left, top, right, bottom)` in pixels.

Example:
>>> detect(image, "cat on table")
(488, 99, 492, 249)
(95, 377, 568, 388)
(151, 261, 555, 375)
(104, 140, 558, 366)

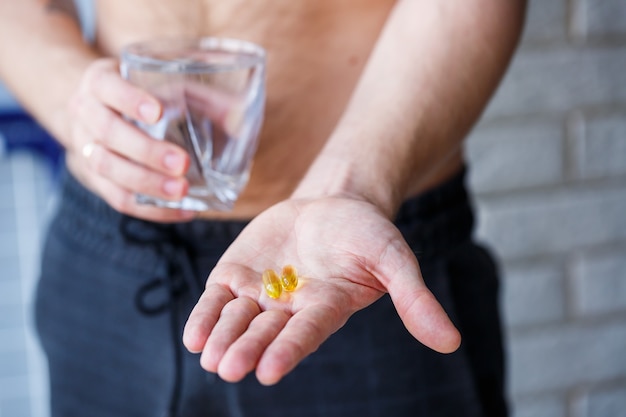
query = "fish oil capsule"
(262, 269, 282, 299)
(280, 265, 298, 292)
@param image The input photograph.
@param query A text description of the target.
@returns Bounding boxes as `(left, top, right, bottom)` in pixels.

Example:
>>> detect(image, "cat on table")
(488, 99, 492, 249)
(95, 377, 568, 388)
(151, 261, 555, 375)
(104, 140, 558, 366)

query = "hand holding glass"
(120, 38, 266, 211)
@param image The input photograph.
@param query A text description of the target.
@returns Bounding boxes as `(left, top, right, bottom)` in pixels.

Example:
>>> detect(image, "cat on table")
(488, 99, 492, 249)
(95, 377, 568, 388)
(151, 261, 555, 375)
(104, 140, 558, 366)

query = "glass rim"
(120, 37, 266, 73)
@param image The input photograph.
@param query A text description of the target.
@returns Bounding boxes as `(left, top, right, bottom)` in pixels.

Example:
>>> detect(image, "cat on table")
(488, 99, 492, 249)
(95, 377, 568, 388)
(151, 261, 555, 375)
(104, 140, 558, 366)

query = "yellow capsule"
(262, 269, 282, 299)
(280, 265, 298, 292)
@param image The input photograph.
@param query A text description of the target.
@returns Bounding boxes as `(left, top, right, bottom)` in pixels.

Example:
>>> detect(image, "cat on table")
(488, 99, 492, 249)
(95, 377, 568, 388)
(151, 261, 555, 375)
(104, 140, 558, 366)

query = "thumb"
(377, 240, 461, 353)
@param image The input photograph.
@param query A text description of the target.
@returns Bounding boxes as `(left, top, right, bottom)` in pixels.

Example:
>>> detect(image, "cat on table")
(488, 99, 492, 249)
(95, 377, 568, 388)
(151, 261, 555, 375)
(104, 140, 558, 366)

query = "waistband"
(56, 167, 474, 260)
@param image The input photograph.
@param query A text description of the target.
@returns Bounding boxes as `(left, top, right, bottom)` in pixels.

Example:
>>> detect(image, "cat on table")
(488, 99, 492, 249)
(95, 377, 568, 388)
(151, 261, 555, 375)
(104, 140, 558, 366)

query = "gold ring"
(82, 143, 95, 158)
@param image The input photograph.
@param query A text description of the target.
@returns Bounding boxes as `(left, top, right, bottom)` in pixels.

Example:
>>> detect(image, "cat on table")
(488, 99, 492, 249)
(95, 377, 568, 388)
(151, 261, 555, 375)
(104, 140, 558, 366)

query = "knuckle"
(279, 339, 307, 363)
(70, 124, 87, 155)
(138, 169, 157, 191)
(91, 148, 112, 176)
(133, 133, 154, 160)
(141, 137, 173, 173)
(67, 93, 82, 116)
(96, 108, 118, 144)
(83, 63, 105, 90)
(108, 191, 133, 215)
(69, 94, 97, 127)
(83, 58, 115, 87)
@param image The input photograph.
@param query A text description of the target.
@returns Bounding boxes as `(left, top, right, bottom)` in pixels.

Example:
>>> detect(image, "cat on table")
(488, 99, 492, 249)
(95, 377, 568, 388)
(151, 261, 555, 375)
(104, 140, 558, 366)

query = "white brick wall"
(466, 120, 565, 193)
(574, 113, 626, 179)
(573, 385, 626, 417)
(0, 153, 54, 417)
(572, 0, 626, 39)
(572, 250, 626, 316)
(482, 47, 626, 118)
(502, 262, 566, 328)
(466, 0, 626, 416)
(522, 0, 568, 44)
(476, 184, 626, 259)
(508, 320, 626, 395)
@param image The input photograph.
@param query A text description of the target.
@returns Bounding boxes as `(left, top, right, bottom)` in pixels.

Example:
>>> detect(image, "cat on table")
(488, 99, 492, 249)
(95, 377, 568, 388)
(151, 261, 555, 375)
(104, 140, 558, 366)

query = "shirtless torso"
(93, 0, 463, 219)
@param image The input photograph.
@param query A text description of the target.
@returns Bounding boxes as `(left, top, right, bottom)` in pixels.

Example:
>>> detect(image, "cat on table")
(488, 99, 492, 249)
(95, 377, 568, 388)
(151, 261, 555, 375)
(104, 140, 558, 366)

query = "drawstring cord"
(120, 216, 202, 417)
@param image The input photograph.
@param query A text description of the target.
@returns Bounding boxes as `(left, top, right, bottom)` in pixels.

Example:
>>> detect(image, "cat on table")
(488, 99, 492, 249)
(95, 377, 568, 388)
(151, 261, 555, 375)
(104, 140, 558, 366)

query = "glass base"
(135, 193, 234, 212)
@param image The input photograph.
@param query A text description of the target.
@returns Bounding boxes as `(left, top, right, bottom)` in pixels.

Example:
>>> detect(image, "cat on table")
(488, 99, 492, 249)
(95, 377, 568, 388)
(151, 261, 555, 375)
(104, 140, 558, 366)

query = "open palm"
(183, 196, 460, 385)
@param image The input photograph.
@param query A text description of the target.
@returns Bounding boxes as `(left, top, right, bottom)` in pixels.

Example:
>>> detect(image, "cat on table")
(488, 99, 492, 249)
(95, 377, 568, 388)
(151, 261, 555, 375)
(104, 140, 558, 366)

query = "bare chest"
(95, 1, 394, 52)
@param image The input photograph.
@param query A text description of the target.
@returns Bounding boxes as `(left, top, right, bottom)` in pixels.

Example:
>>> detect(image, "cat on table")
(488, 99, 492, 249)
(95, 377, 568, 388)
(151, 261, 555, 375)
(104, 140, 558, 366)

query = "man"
(0, 0, 526, 416)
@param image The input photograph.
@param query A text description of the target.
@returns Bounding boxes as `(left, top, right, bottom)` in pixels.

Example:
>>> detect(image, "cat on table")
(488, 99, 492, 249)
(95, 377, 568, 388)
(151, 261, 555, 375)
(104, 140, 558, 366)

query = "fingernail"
(163, 179, 184, 196)
(138, 101, 160, 122)
(163, 152, 186, 173)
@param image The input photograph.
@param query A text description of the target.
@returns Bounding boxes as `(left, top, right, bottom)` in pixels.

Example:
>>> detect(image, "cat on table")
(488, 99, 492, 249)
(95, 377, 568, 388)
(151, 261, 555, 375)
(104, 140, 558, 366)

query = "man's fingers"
(217, 309, 290, 382)
(255, 305, 345, 386)
(69, 158, 195, 223)
(75, 96, 189, 177)
(377, 238, 461, 353)
(199, 297, 261, 373)
(390, 285, 461, 353)
(83, 142, 188, 200)
(85, 59, 162, 123)
(183, 284, 234, 353)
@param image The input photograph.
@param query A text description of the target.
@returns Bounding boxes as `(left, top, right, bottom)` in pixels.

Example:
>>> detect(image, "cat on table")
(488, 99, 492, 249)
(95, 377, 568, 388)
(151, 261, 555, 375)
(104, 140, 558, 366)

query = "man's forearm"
(293, 0, 526, 217)
(0, 0, 98, 145)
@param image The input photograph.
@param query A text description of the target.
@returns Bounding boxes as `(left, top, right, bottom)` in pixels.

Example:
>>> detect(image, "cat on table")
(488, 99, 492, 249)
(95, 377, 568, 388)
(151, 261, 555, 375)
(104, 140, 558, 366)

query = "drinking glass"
(120, 37, 266, 211)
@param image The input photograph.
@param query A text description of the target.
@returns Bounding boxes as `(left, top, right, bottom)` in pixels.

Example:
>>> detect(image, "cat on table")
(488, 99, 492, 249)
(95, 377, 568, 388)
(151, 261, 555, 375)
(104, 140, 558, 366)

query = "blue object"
(0, 111, 64, 174)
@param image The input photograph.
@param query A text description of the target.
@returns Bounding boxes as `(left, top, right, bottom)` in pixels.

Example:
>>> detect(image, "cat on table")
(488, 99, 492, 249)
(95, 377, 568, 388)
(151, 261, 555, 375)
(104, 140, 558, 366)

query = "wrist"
(291, 152, 405, 219)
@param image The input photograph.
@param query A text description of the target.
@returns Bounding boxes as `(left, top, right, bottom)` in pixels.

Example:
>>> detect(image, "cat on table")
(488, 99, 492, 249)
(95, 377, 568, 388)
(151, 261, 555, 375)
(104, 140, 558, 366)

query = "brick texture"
(512, 396, 566, 417)
(0, 376, 31, 410)
(501, 262, 566, 328)
(572, 0, 626, 38)
(573, 384, 626, 417)
(522, 0, 568, 44)
(507, 320, 626, 395)
(466, 120, 564, 193)
(466, 0, 626, 416)
(0, 329, 27, 354)
(571, 250, 626, 316)
(0, 233, 19, 258)
(502, 263, 567, 328)
(482, 47, 626, 120)
(0, 351, 29, 379)
(574, 112, 626, 179)
(475, 184, 626, 260)
(0, 153, 52, 417)
(0, 397, 32, 417)
(0, 305, 25, 330)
